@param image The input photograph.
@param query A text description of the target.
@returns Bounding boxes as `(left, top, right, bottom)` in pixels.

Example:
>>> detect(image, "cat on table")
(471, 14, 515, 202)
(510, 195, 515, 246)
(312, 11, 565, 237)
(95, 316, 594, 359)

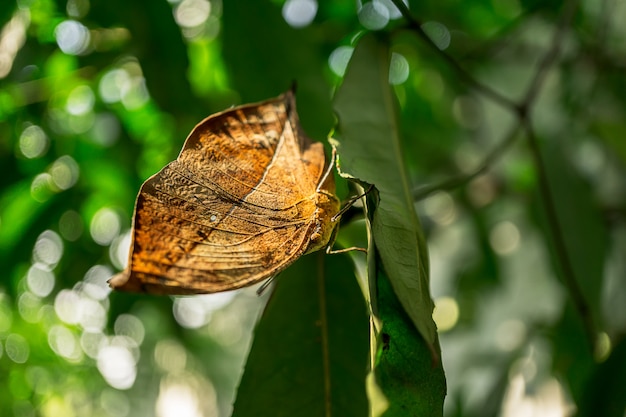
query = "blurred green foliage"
(0, 0, 625, 416)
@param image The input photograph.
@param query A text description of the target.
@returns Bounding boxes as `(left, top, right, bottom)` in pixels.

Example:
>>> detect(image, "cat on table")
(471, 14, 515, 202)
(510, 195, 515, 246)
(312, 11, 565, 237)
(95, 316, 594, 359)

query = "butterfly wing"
(110, 91, 335, 294)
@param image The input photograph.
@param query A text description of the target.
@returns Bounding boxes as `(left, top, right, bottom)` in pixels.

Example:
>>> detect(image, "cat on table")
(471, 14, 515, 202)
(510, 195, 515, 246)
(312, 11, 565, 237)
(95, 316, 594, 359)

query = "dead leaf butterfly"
(109, 90, 340, 294)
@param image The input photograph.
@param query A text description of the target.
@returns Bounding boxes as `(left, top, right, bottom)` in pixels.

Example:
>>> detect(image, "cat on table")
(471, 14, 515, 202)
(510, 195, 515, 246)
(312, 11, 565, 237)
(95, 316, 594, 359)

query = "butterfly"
(109, 90, 341, 294)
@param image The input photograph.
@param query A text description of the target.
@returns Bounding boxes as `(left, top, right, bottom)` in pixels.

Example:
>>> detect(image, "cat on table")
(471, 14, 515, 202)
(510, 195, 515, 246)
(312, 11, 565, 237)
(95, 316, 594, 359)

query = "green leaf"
(331, 33, 437, 354)
(539, 139, 608, 329)
(374, 259, 446, 417)
(233, 252, 369, 417)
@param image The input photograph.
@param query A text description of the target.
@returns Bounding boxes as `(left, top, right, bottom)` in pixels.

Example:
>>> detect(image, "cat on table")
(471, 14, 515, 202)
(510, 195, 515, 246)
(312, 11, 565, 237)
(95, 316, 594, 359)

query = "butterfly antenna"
(256, 276, 275, 296)
(331, 184, 375, 222)
(317, 147, 337, 193)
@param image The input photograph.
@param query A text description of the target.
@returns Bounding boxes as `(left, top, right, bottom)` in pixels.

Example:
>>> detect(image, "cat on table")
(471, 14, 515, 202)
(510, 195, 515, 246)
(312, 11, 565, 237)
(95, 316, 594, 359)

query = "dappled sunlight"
(18, 125, 49, 159)
(0, 10, 29, 78)
(282, 0, 318, 28)
(433, 296, 460, 332)
(423, 191, 457, 226)
(97, 342, 137, 390)
(50, 155, 80, 191)
(48, 325, 83, 362)
(55, 20, 90, 55)
(173, 291, 237, 329)
(26, 264, 55, 298)
(33, 230, 64, 268)
(5, 333, 29, 364)
(501, 374, 574, 417)
(490, 220, 521, 256)
(98, 62, 150, 110)
(90, 208, 121, 246)
(175, 0, 211, 29)
(155, 339, 187, 373)
(156, 375, 218, 417)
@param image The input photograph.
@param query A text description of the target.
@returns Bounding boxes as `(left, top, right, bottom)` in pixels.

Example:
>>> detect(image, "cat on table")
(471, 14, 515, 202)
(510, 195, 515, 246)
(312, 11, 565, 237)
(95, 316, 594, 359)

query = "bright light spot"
(99, 69, 130, 103)
(27, 264, 55, 298)
(66, 85, 95, 115)
(0, 296, 13, 332)
(83, 265, 113, 300)
(423, 191, 456, 225)
(55, 20, 90, 55)
(282, 0, 318, 28)
(30, 173, 54, 202)
(54, 289, 81, 324)
(595, 332, 611, 362)
(90, 207, 121, 246)
(48, 325, 82, 361)
(490, 221, 521, 255)
(97, 345, 137, 390)
(33, 230, 64, 267)
(154, 340, 187, 373)
(76, 297, 107, 332)
(80, 330, 105, 359)
(18, 291, 41, 323)
(175, 0, 211, 28)
(100, 389, 130, 417)
(328, 46, 353, 77)
(377, 0, 408, 19)
(98, 61, 149, 109)
(110, 230, 131, 270)
(358, 1, 390, 30)
(421, 21, 451, 50)
(121, 77, 149, 110)
(501, 375, 574, 417)
(495, 319, 527, 351)
(66, 0, 90, 18)
(91, 113, 120, 146)
(389, 52, 409, 85)
(468, 174, 496, 207)
(432, 296, 459, 332)
(157, 381, 202, 417)
(452, 95, 482, 129)
(0, 10, 29, 79)
(5, 333, 29, 363)
(173, 292, 237, 329)
(49, 155, 79, 190)
(59, 210, 83, 241)
(173, 298, 207, 329)
(19, 125, 49, 159)
(115, 314, 145, 346)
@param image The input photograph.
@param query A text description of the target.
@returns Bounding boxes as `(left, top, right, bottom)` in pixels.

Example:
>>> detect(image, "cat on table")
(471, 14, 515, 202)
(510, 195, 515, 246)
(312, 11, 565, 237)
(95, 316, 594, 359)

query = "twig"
(390, 0, 518, 112)
(520, 0, 578, 112)
(392, 0, 597, 349)
(412, 123, 522, 201)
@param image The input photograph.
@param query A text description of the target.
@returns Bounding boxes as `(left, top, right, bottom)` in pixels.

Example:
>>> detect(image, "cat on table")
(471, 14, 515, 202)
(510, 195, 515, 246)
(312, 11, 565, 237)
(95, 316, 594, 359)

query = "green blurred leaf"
(578, 336, 626, 417)
(591, 120, 626, 166)
(233, 252, 368, 417)
(540, 140, 608, 330)
(221, 0, 333, 141)
(332, 33, 437, 354)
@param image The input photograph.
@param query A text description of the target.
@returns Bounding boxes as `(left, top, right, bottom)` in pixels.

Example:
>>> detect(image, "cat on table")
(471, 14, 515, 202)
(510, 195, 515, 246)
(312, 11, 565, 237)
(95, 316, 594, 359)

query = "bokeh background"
(1, 0, 625, 416)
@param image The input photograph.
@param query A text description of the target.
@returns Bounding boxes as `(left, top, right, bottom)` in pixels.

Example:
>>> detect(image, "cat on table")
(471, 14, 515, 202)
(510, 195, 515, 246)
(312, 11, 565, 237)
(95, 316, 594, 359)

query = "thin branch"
(389, 0, 518, 112)
(392, 0, 597, 349)
(412, 123, 522, 201)
(520, 0, 579, 110)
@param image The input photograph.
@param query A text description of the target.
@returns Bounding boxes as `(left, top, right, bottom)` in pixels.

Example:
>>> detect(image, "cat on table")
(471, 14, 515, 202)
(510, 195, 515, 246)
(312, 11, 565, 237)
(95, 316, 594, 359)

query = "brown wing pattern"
(110, 91, 336, 294)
